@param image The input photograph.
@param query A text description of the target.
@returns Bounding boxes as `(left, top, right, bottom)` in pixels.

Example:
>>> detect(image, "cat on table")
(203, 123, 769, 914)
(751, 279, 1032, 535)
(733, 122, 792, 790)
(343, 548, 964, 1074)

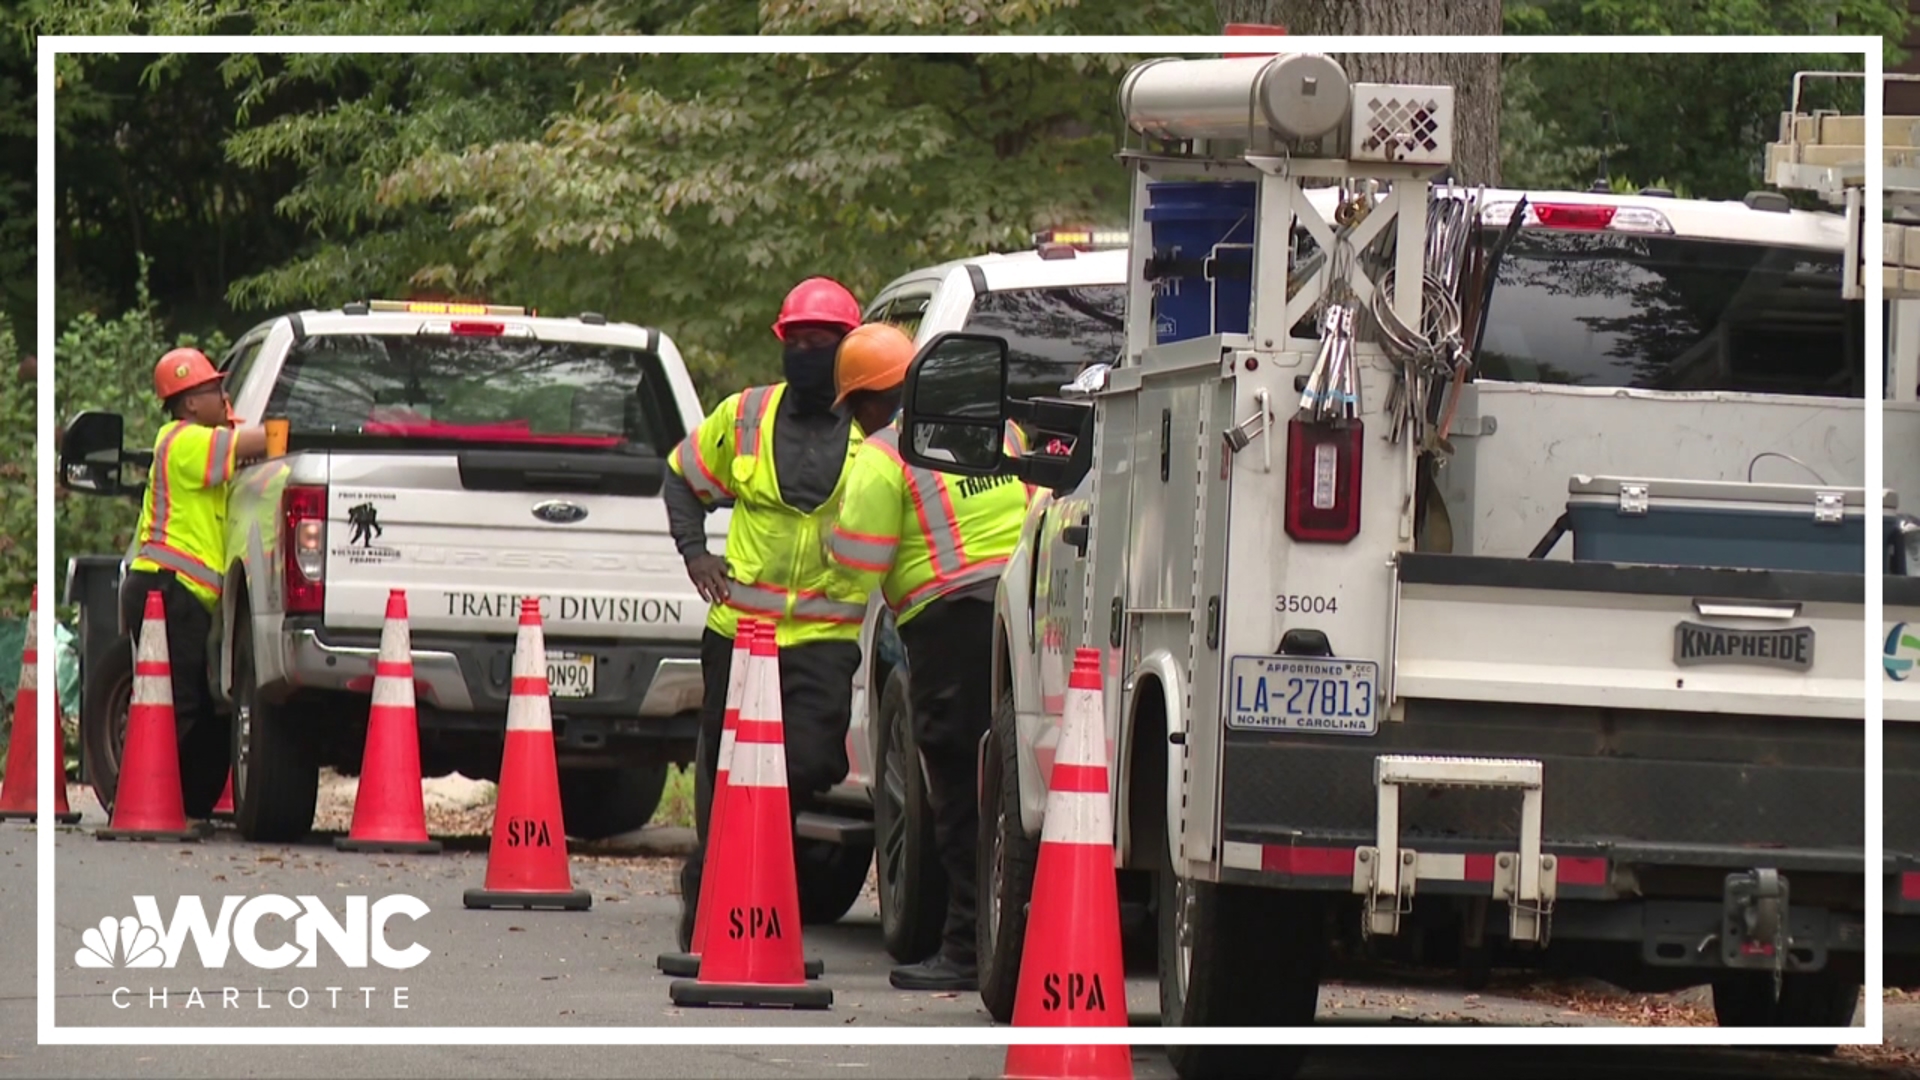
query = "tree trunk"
(1216, 0, 1503, 186)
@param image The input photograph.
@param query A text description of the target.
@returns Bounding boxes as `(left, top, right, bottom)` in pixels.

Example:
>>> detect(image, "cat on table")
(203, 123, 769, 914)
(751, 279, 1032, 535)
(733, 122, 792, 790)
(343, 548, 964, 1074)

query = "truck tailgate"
(1392, 554, 1863, 719)
(321, 454, 704, 641)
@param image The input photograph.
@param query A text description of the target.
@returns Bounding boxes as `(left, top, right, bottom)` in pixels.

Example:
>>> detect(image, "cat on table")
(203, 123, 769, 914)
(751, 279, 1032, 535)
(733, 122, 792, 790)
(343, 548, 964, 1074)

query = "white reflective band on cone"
(371, 669, 414, 708)
(1040, 789, 1112, 847)
(726, 741, 790, 790)
(505, 614, 555, 734)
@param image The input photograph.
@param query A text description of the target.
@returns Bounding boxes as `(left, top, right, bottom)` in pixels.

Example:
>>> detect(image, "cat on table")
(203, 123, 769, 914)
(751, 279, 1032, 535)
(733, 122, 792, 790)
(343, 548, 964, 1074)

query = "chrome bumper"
(280, 628, 705, 718)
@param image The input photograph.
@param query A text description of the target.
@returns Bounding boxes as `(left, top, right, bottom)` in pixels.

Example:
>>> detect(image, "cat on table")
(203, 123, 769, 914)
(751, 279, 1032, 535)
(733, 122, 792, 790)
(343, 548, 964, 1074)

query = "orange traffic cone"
(210, 771, 234, 820)
(658, 620, 822, 980)
(97, 591, 206, 843)
(0, 587, 82, 825)
(994, 648, 1130, 1080)
(338, 591, 441, 854)
(463, 597, 590, 911)
(669, 624, 831, 1009)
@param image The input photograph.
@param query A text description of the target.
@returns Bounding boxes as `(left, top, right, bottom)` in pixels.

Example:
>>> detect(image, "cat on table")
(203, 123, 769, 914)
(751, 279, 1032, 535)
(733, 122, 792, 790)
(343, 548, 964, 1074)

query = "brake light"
(449, 321, 506, 336)
(283, 484, 327, 615)
(1533, 204, 1614, 230)
(1284, 420, 1362, 544)
(1479, 200, 1673, 235)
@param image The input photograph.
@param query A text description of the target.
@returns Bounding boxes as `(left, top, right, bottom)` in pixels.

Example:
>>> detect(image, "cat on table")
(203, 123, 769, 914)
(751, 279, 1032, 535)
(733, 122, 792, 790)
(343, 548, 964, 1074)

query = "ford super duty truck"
(60, 300, 722, 845)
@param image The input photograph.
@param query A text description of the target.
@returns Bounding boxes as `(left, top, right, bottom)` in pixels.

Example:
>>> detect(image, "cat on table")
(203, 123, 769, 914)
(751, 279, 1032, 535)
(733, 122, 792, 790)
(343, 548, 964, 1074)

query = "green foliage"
(1501, 0, 1904, 195)
(52, 257, 230, 590)
(0, 314, 31, 616)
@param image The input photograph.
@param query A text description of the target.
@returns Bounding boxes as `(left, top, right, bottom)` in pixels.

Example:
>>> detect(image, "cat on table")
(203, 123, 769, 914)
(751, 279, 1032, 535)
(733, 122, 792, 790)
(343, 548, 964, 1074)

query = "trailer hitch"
(1722, 868, 1791, 1000)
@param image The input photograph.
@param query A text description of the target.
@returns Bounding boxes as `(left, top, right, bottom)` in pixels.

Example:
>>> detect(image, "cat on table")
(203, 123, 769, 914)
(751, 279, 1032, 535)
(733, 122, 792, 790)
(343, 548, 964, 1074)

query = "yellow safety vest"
(129, 419, 237, 611)
(668, 383, 868, 647)
(825, 422, 1032, 628)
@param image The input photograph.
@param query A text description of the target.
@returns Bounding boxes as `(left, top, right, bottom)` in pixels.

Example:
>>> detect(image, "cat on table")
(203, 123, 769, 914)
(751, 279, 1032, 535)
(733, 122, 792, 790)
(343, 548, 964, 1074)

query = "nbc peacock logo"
(1888, 623, 1920, 682)
(74, 915, 165, 969)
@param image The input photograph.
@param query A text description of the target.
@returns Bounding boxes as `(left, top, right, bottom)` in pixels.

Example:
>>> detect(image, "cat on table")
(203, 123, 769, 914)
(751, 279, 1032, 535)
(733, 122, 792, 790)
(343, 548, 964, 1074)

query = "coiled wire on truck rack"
(1367, 188, 1482, 449)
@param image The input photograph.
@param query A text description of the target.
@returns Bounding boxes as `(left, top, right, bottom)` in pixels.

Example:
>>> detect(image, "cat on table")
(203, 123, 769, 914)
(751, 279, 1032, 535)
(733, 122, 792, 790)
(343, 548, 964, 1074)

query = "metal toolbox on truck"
(1565, 474, 1891, 573)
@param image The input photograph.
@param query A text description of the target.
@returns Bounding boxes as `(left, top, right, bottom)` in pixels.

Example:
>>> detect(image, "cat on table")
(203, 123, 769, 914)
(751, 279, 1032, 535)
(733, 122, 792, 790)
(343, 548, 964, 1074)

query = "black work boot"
(889, 952, 979, 992)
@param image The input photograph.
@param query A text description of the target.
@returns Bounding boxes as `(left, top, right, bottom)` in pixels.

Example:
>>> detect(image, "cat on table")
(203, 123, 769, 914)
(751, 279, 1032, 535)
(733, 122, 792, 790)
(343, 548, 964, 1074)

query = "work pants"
(896, 595, 997, 965)
(119, 570, 229, 818)
(680, 627, 861, 921)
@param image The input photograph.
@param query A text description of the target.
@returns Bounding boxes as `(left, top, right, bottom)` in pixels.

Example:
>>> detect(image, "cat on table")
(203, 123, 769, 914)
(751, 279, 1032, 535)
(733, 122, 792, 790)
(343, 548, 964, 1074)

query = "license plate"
(547, 652, 595, 699)
(1226, 655, 1380, 736)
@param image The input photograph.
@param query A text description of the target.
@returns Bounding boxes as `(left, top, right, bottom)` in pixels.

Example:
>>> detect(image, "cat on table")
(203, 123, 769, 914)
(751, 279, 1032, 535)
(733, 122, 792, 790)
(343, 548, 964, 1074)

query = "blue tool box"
(1564, 474, 1891, 574)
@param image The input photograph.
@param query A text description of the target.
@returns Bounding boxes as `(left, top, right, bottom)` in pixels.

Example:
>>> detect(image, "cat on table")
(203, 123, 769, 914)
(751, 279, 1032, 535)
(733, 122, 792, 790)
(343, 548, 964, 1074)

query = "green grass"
(651, 764, 695, 828)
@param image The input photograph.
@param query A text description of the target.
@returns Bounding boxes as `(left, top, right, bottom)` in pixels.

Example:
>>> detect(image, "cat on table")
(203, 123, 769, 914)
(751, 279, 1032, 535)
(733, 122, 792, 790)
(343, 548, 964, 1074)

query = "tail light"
(1284, 419, 1362, 544)
(449, 321, 506, 336)
(283, 484, 328, 615)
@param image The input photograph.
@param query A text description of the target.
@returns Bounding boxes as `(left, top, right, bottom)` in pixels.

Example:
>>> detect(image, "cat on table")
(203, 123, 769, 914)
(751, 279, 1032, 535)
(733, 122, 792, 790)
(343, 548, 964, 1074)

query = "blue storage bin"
(1143, 181, 1257, 344)
(1564, 475, 1888, 574)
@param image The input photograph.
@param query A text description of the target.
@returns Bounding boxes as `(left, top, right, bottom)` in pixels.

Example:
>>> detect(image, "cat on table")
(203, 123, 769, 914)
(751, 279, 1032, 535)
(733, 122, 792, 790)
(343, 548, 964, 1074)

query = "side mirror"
(59, 411, 144, 498)
(899, 332, 1014, 477)
(899, 331, 1096, 495)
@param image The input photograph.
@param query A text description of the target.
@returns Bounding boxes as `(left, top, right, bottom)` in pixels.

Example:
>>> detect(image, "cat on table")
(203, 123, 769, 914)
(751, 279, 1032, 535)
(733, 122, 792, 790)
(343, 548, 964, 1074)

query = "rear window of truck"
(1473, 233, 1861, 398)
(961, 284, 1127, 401)
(266, 333, 686, 453)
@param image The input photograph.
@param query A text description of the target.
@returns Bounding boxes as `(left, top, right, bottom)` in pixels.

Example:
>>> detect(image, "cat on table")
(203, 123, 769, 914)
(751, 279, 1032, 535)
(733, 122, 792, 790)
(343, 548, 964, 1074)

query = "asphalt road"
(0, 808, 1905, 1079)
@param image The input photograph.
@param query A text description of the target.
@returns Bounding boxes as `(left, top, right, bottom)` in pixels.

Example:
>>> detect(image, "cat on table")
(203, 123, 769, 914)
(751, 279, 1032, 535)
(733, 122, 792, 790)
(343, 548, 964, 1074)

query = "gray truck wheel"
(1158, 847, 1321, 1079)
(1711, 969, 1860, 1042)
(557, 765, 667, 841)
(80, 632, 225, 818)
(875, 668, 947, 963)
(975, 686, 1037, 1025)
(230, 613, 320, 843)
(79, 634, 135, 814)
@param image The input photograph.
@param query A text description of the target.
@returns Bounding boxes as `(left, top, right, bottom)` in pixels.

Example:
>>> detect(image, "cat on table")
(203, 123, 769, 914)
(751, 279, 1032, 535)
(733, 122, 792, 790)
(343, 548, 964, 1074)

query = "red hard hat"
(772, 277, 861, 341)
(154, 348, 222, 400)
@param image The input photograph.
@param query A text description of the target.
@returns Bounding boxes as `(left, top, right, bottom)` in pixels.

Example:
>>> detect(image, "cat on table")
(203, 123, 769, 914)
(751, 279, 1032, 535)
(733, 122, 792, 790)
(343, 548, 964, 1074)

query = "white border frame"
(35, 32, 1883, 1048)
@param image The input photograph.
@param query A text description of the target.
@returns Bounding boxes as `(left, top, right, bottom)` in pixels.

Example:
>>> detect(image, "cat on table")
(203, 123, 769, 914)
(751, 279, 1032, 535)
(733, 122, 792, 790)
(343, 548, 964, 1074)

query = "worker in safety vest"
(823, 322, 1032, 992)
(662, 276, 871, 950)
(124, 348, 269, 817)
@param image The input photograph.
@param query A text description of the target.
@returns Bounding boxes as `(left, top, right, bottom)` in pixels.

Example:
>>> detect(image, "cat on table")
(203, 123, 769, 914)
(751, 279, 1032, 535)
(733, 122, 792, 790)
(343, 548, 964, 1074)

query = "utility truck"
(895, 54, 1871, 1073)
(58, 302, 722, 850)
(1778, 71, 1920, 988)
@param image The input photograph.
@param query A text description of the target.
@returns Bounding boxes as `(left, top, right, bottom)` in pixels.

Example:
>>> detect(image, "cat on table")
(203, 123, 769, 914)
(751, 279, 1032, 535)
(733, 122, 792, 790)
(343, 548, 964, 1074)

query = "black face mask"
(783, 344, 841, 414)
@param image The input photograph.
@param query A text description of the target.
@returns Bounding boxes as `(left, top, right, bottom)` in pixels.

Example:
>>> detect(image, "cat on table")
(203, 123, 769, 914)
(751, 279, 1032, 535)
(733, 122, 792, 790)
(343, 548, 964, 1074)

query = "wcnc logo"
(75, 894, 431, 970)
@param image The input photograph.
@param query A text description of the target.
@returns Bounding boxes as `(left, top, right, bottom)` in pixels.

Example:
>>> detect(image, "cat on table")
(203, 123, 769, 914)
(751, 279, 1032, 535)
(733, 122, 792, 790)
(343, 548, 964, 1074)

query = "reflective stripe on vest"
(712, 386, 865, 629)
(727, 581, 865, 625)
(137, 541, 225, 593)
(674, 437, 732, 503)
(137, 423, 225, 597)
(862, 428, 1014, 611)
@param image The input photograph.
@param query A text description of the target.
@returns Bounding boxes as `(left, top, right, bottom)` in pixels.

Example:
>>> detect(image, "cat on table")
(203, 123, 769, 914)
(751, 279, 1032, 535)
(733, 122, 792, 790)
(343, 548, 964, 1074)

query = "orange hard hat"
(833, 323, 917, 409)
(154, 347, 222, 400)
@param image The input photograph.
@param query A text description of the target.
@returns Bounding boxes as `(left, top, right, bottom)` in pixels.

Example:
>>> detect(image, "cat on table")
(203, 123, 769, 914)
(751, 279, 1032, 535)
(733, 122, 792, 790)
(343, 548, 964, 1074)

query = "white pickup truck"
(59, 300, 722, 845)
(895, 54, 1870, 1077)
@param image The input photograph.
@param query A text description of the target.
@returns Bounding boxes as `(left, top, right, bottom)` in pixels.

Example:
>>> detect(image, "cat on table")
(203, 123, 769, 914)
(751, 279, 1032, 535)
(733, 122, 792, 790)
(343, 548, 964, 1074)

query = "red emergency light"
(1224, 22, 1287, 59)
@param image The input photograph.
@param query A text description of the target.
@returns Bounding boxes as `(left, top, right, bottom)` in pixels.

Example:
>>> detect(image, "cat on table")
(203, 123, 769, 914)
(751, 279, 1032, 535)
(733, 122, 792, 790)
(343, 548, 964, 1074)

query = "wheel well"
(1126, 675, 1169, 869)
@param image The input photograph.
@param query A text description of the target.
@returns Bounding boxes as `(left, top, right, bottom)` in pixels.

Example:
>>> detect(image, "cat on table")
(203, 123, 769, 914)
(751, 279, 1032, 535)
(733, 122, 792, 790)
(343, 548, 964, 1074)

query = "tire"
(558, 764, 668, 841)
(80, 632, 225, 817)
(975, 686, 1038, 1025)
(79, 634, 135, 815)
(230, 613, 320, 843)
(874, 668, 947, 964)
(1158, 828, 1321, 1080)
(1711, 969, 1860, 1049)
(795, 836, 873, 925)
